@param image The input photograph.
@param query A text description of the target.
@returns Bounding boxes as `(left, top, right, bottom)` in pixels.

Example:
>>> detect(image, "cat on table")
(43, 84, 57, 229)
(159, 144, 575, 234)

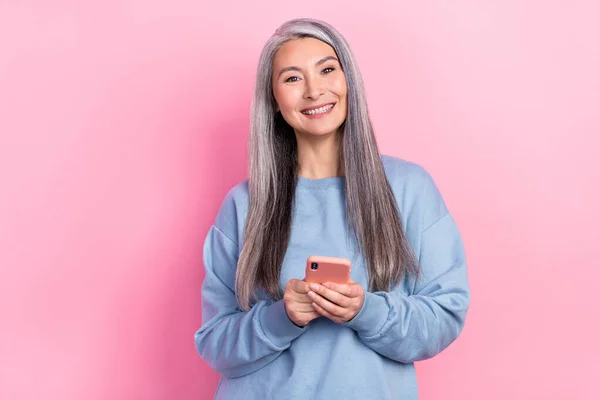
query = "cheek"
(336, 80, 348, 117)
(273, 86, 300, 111)
(332, 77, 348, 102)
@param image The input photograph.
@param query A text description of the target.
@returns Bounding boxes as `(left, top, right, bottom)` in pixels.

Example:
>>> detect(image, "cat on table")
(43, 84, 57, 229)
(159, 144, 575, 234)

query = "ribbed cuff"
(343, 292, 389, 337)
(259, 299, 307, 348)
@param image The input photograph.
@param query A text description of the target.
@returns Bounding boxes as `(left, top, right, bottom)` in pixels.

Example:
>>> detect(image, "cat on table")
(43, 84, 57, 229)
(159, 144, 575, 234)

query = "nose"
(303, 76, 324, 100)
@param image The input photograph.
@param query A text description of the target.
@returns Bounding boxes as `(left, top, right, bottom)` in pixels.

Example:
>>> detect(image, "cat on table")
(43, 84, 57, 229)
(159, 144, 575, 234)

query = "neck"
(295, 131, 343, 179)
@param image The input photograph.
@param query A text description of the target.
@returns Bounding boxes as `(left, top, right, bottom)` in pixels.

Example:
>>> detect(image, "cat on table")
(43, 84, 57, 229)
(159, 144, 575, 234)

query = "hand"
(283, 279, 321, 327)
(307, 280, 365, 324)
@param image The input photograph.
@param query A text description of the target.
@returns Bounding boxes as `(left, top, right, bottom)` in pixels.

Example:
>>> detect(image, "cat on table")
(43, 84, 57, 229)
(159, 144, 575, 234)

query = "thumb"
(348, 280, 364, 297)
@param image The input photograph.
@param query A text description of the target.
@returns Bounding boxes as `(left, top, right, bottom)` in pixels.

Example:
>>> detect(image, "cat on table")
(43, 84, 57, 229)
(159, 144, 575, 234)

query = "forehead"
(273, 37, 337, 68)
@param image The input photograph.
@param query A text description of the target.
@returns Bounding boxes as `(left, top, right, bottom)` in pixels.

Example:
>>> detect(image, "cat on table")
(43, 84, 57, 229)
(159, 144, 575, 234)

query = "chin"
(302, 120, 346, 137)
(305, 127, 341, 137)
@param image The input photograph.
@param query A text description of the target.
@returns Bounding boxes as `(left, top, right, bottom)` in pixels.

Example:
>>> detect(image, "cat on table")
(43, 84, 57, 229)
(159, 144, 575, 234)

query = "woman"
(195, 18, 470, 399)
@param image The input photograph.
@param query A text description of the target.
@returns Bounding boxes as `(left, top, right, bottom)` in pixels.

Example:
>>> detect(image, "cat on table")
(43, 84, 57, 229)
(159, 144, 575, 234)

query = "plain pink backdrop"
(1, 1, 599, 399)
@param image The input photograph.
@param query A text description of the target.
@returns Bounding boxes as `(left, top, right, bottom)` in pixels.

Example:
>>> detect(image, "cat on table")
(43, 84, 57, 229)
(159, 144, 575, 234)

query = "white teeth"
(302, 104, 334, 115)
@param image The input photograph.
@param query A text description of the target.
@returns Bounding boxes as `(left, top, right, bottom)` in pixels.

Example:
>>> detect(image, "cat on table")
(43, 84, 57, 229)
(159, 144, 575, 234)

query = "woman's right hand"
(283, 278, 321, 327)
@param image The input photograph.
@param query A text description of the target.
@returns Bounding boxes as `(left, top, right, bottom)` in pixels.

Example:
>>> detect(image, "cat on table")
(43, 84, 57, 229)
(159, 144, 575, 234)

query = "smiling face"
(272, 37, 348, 139)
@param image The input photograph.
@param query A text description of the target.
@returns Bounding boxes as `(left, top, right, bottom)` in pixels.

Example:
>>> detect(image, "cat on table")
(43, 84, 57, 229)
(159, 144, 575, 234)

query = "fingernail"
(309, 283, 320, 291)
(307, 291, 316, 298)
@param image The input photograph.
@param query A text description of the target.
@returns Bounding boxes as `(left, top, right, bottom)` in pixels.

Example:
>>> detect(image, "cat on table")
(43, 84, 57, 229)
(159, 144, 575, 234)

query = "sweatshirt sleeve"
(343, 169, 470, 363)
(194, 222, 307, 378)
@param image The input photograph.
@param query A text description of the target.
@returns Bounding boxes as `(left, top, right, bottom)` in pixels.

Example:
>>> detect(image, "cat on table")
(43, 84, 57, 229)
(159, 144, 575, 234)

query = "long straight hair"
(236, 18, 419, 311)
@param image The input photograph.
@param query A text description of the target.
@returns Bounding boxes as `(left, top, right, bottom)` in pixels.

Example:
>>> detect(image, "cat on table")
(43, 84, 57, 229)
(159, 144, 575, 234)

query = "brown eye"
(285, 76, 300, 83)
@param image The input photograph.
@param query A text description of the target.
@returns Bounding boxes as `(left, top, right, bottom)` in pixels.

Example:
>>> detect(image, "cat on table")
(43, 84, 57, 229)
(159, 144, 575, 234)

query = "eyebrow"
(277, 55, 340, 78)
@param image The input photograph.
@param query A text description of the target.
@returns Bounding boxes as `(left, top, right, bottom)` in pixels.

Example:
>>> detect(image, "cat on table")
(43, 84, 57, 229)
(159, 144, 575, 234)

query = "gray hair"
(236, 18, 419, 311)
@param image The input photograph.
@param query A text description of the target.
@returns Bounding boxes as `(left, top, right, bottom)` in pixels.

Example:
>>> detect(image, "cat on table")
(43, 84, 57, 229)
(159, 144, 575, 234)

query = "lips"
(301, 103, 335, 113)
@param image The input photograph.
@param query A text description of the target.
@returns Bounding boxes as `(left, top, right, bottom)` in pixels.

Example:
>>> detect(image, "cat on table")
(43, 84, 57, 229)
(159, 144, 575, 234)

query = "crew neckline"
(296, 175, 345, 189)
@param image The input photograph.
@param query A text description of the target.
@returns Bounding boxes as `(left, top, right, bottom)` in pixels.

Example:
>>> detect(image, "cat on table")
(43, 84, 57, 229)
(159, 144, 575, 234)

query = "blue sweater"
(195, 155, 470, 399)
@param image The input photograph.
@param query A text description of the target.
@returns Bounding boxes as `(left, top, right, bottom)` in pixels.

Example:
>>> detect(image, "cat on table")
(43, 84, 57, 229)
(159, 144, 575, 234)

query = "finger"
(295, 297, 315, 304)
(291, 279, 311, 294)
(321, 282, 351, 296)
(308, 283, 352, 307)
(307, 291, 347, 317)
(295, 307, 320, 314)
(288, 311, 320, 327)
(311, 302, 342, 323)
(287, 302, 322, 315)
(297, 298, 321, 309)
(322, 281, 362, 298)
(289, 291, 317, 302)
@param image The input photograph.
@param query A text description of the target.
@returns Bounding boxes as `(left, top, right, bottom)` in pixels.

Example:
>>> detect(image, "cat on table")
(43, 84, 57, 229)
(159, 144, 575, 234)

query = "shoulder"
(379, 154, 448, 228)
(223, 179, 250, 206)
(213, 179, 250, 244)
(380, 154, 430, 188)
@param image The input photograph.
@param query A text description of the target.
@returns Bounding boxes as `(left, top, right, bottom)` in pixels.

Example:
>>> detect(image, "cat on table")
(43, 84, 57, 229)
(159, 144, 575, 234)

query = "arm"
(194, 225, 307, 378)
(343, 171, 470, 363)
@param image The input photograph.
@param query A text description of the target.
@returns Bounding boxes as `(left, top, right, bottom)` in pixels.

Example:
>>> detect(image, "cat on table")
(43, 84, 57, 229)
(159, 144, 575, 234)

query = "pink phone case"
(304, 256, 351, 284)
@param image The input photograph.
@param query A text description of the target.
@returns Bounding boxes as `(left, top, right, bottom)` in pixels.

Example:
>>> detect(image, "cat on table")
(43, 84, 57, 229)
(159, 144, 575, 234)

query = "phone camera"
(310, 262, 318, 270)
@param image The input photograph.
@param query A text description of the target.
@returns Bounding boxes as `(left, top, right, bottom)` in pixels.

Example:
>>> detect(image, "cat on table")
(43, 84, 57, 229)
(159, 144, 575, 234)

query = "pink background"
(1, 1, 599, 399)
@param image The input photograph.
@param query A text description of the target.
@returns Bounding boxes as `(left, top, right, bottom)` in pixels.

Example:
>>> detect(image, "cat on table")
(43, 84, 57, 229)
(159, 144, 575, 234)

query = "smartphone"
(304, 256, 351, 284)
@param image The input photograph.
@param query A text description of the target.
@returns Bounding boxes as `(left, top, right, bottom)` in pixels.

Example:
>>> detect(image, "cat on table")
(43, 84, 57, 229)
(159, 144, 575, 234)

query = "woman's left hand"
(307, 280, 365, 324)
